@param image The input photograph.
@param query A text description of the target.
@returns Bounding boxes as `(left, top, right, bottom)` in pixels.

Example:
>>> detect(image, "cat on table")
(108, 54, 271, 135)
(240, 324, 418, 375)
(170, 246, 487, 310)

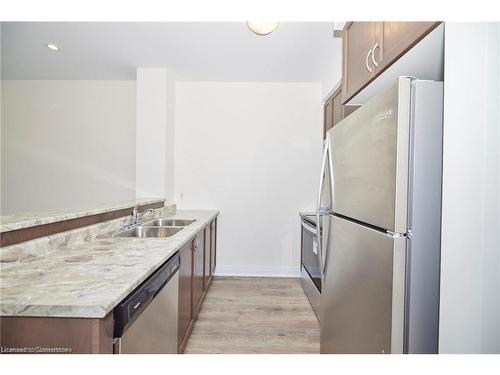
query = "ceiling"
(1, 22, 337, 82)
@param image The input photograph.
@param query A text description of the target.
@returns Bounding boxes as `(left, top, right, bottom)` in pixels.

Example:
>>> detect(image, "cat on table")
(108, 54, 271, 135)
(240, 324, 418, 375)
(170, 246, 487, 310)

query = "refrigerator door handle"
(323, 137, 335, 275)
(316, 139, 329, 215)
(317, 137, 334, 283)
(316, 140, 328, 283)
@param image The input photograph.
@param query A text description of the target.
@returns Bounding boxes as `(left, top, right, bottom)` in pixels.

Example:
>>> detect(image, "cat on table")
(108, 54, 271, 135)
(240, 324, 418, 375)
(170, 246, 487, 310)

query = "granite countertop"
(0, 209, 219, 318)
(0, 198, 165, 233)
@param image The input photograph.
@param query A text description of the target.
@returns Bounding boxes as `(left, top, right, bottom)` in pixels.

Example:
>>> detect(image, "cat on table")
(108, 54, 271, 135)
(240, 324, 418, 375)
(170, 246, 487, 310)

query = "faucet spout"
(130, 206, 155, 226)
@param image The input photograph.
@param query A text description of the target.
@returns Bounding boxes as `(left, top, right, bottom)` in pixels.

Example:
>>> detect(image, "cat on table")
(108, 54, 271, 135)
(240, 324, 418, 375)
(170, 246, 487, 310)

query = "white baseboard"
(214, 265, 301, 278)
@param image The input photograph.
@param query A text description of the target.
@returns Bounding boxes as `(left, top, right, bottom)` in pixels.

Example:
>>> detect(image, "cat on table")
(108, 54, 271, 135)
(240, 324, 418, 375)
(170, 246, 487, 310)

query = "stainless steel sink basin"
(144, 219, 196, 227)
(112, 226, 182, 238)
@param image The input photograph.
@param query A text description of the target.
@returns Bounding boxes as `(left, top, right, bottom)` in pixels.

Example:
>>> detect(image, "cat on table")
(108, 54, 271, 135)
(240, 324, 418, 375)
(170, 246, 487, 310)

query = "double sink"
(101, 218, 196, 239)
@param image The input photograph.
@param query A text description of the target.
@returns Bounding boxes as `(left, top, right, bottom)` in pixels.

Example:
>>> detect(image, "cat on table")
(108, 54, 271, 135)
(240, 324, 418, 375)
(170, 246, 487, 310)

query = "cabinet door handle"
(371, 43, 380, 67)
(365, 49, 373, 73)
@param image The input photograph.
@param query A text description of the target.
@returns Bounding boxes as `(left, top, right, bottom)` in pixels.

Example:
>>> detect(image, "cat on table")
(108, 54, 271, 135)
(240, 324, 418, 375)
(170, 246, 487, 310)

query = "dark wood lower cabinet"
(177, 220, 218, 353)
(204, 226, 211, 289)
(177, 240, 193, 352)
(211, 219, 217, 275)
(192, 230, 205, 318)
(0, 313, 114, 354)
(178, 220, 218, 353)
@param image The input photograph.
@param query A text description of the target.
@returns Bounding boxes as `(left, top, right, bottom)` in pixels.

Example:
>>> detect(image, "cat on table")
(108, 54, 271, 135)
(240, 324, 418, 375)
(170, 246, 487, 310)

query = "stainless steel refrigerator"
(317, 77, 443, 354)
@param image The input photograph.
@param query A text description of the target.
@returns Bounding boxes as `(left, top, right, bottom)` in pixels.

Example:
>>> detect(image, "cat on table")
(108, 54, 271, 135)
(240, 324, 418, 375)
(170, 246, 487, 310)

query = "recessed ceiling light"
(46, 43, 60, 51)
(246, 21, 280, 36)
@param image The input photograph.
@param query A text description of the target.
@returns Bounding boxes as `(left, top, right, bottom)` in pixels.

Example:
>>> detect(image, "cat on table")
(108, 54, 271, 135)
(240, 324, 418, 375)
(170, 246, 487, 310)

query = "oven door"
(301, 219, 321, 293)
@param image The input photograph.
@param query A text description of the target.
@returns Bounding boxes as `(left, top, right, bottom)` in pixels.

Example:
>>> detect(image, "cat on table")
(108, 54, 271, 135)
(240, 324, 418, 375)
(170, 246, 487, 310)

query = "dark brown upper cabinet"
(332, 89, 344, 126)
(323, 84, 360, 139)
(323, 96, 334, 139)
(342, 21, 441, 104)
(342, 22, 377, 105)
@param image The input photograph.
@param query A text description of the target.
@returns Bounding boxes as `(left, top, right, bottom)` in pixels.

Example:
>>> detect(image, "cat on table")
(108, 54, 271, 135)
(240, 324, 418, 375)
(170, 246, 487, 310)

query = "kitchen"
(0, 1, 499, 372)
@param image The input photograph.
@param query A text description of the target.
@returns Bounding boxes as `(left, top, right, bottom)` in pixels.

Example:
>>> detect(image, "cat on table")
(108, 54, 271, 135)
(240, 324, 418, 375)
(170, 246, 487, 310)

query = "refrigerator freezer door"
(328, 78, 412, 233)
(320, 215, 406, 354)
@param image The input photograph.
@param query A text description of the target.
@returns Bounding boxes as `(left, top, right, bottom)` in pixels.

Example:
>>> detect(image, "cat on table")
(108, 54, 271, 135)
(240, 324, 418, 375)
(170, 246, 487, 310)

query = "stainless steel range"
(299, 212, 321, 321)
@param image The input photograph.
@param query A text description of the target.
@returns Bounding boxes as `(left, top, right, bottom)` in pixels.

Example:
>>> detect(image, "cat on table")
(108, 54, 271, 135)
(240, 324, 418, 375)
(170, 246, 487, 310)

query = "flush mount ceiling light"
(46, 43, 60, 51)
(246, 21, 279, 36)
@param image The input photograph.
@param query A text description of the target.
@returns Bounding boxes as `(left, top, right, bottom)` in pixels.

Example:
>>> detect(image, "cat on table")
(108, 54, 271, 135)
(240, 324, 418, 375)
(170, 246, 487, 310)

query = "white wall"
(135, 68, 176, 203)
(174, 82, 322, 276)
(1, 80, 136, 214)
(439, 23, 500, 354)
(165, 70, 176, 204)
(321, 36, 343, 100)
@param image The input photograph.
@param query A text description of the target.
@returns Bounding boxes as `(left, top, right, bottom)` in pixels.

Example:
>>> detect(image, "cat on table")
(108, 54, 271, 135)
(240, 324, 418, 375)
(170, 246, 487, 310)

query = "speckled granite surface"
(0, 198, 165, 233)
(0, 209, 219, 318)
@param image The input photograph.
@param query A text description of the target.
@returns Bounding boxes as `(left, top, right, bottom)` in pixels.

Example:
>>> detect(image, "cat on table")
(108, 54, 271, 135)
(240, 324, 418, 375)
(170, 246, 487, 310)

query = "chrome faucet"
(131, 206, 155, 226)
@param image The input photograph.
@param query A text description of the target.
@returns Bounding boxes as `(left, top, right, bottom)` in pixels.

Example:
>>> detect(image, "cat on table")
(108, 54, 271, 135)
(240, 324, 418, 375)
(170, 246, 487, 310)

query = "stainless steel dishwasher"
(113, 252, 180, 354)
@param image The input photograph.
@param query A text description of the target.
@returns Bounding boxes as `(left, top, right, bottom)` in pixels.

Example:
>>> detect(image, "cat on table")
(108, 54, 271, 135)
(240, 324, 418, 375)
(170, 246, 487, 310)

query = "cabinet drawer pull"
(371, 43, 380, 67)
(365, 49, 373, 73)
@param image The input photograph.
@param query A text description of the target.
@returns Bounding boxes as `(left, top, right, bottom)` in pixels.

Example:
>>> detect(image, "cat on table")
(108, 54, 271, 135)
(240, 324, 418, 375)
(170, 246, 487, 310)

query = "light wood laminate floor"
(184, 277, 320, 354)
